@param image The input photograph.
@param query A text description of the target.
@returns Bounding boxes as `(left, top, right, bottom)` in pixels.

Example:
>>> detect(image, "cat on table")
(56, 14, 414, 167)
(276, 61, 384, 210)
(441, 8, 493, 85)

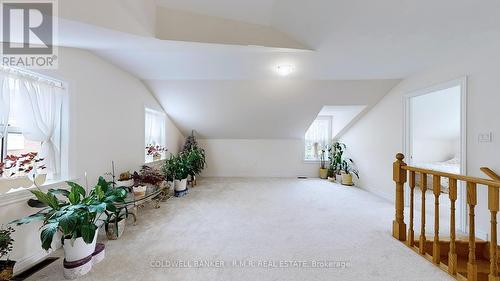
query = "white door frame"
(403, 77, 468, 234)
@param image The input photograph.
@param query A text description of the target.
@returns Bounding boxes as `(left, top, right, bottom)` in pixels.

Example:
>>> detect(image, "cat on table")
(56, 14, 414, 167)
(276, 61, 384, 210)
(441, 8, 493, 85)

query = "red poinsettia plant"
(0, 152, 46, 178)
(145, 144, 167, 157)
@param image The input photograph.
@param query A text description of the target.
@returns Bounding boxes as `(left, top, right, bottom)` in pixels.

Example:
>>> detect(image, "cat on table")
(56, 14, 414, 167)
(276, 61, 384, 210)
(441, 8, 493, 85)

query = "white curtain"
(13, 80, 63, 174)
(0, 74, 12, 139)
(145, 108, 166, 146)
(305, 118, 330, 149)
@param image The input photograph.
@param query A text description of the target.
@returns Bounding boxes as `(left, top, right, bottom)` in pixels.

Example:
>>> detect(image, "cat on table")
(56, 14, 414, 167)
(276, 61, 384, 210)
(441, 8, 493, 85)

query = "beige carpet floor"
(27, 178, 453, 281)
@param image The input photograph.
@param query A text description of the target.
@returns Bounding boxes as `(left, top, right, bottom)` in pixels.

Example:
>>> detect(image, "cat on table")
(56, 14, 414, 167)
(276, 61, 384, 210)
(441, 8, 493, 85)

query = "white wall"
(199, 139, 319, 178)
(340, 44, 500, 237)
(1, 47, 184, 273)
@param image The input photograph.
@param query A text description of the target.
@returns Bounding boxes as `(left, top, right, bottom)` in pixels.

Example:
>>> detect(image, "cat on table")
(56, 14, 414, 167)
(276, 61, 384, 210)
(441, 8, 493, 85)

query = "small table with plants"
(117, 186, 168, 221)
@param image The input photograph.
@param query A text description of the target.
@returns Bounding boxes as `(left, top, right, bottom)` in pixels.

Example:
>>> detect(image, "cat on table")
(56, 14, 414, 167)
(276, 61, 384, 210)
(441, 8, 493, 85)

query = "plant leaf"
(80, 224, 97, 244)
(40, 222, 58, 251)
(66, 182, 86, 197)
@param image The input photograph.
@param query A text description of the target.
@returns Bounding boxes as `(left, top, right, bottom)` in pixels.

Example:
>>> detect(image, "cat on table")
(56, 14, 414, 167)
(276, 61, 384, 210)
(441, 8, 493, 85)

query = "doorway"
(404, 77, 467, 234)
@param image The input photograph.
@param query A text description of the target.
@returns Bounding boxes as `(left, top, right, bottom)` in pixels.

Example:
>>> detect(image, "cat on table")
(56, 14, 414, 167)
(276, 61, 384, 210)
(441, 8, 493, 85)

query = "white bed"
(412, 157, 460, 193)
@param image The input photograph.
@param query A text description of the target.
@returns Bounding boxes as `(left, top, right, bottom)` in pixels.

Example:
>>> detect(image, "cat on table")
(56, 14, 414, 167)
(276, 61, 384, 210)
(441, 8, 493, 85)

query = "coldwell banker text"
(1, 0, 58, 69)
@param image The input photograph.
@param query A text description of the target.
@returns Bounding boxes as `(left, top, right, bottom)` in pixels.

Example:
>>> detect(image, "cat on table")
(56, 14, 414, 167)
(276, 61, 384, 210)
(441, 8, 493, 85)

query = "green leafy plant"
(340, 158, 359, 179)
(0, 226, 14, 261)
(185, 147, 206, 177)
(328, 142, 346, 175)
(11, 177, 127, 251)
(182, 130, 199, 153)
(104, 206, 133, 238)
(162, 153, 191, 181)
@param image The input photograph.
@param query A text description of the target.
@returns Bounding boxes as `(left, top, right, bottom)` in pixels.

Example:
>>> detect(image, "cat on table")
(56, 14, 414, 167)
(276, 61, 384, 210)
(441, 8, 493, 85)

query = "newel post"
(393, 153, 407, 241)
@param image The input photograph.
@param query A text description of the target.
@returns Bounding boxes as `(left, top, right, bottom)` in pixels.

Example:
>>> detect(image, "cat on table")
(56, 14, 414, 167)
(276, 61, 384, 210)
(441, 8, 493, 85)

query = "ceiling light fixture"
(276, 64, 294, 76)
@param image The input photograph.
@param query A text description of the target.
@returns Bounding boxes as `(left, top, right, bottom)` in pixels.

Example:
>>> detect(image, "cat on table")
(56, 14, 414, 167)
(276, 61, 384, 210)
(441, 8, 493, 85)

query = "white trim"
(402, 77, 467, 233)
(0, 179, 74, 207)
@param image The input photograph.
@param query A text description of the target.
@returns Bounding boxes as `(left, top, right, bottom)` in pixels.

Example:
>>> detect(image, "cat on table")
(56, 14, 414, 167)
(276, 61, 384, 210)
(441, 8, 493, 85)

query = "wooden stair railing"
(392, 153, 500, 281)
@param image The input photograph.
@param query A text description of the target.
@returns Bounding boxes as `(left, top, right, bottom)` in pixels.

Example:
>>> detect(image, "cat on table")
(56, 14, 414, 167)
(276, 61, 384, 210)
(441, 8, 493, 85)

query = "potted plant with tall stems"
(182, 131, 206, 186)
(319, 149, 328, 179)
(11, 177, 127, 262)
(0, 226, 15, 281)
(329, 142, 346, 182)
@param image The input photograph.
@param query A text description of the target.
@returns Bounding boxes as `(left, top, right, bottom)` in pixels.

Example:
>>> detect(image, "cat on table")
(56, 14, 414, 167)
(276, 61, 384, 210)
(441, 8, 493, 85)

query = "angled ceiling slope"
(147, 79, 400, 139)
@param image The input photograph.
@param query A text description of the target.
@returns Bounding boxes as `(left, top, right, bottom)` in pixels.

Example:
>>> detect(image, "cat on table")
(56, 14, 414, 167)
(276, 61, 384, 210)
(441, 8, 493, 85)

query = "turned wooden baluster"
(488, 186, 499, 281)
(393, 153, 407, 241)
(467, 182, 478, 281)
(433, 175, 441, 264)
(407, 171, 416, 247)
(420, 173, 428, 255)
(448, 178, 458, 275)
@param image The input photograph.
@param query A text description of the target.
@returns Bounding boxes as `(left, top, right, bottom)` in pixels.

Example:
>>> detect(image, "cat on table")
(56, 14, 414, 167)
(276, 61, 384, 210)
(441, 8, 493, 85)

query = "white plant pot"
(335, 174, 342, 183)
(116, 179, 134, 188)
(63, 231, 98, 262)
(133, 185, 147, 197)
(174, 178, 188, 191)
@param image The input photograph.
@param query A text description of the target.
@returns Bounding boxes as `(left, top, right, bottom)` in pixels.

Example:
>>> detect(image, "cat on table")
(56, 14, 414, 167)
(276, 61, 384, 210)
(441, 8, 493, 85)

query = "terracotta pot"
(63, 231, 98, 262)
(319, 168, 328, 179)
(341, 174, 353, 186)
(0, 260, 16, 281)
(105, 219, 126, 240)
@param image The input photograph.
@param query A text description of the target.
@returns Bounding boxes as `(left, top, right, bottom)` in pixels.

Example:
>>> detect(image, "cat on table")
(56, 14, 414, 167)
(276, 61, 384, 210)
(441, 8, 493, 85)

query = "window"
(304, 116, 332, 161)
(0, 67, 65, 190)
(145, 108, 167, 162)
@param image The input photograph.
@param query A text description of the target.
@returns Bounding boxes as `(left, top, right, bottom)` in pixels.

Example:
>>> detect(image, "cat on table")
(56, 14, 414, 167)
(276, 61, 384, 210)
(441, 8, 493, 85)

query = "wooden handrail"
(402, 165, 500, 187)
(481, 167, 500, 181)
(392, 153, 500, 281)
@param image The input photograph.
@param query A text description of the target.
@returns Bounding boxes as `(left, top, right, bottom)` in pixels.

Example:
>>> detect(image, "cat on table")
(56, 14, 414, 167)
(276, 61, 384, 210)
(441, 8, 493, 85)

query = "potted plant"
(116, 171, 134, 188)
(0, 226, 15, 281)
(0, 153, 47, 193)
(182, 131, 206, 186)
(132, 166, 165, 188)
(328, 142, 346, 182)
(11, 177, 127, 262)
(340, 158, 359, 186)
(162, 153, 190, 195)
(184, 147, 206, 186)
(319, 149, 328, 179)
(104, 206, 133, 240)
(146, 145, 166, 162)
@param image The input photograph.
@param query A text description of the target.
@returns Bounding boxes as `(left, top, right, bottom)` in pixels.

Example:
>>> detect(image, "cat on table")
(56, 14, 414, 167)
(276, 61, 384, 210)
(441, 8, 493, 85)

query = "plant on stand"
(11, 177, 127, 264)
(184, 147, 206, 187)
(131, 166, 166, 196)
(182, 130, 206, 186)
(319, 149, 328, 179)
(0, 226, 15, 281)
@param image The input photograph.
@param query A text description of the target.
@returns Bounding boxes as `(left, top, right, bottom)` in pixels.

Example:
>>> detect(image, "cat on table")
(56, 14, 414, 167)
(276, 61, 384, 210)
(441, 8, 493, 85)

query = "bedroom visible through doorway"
(404, 78, 467, 234)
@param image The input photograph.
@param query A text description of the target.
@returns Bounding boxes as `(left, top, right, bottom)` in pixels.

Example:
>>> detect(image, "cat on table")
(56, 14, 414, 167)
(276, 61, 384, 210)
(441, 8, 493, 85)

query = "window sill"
(303, 160, 322, 164)
(0, 178, 75, 207)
